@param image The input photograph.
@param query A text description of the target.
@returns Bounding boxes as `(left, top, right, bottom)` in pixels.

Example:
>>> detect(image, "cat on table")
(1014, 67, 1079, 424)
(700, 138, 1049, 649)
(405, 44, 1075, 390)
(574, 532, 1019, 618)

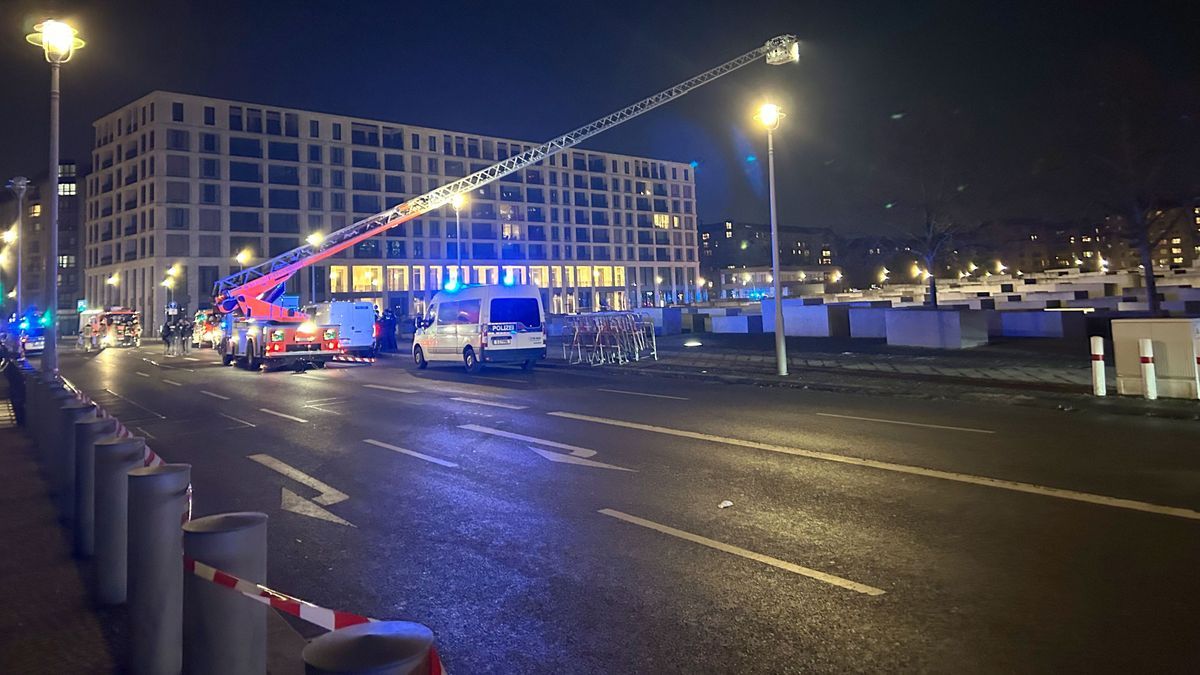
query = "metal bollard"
(1089, 336, 1106, 397)
(128, 464, 191, 675)
(56, 401, 96, 523)
(74, 415, 118, 557)
(43, 388, 76, 482)
(302, 621, 439, 675)
(1138, 337, 1157, 400)
(183, 512, 268, 675)
(95, 436, 146, 604)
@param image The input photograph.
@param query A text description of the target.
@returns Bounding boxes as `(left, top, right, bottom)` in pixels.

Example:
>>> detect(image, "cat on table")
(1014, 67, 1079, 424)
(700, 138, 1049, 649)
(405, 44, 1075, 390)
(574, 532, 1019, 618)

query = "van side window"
(457, 300, 481, 325)
(437, 302, 459, 325)
(426, 304, 438, 325)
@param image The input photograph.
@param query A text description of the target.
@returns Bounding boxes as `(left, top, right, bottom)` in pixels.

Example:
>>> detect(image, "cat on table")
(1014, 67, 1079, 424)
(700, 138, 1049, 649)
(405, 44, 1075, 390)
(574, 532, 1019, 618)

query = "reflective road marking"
(552, 412, 1200, 521)
(599, 509, 885, 596)
(459, 424, 596, 457)
(258, 408, 309, 424)
(103, 388, 167, 419)
(200, 390, 230, 400)
(136, 371, 150, 377)
(247, 454, 348, 505)
(815, 412, 994, 434)
(450, 397, 527, 410)
(218, 412, 256, 428)
(162, 379, 182, 387)
(363, 384, 418, 394)
(363, 439, 458, 468)
(598, 388, 689, 401)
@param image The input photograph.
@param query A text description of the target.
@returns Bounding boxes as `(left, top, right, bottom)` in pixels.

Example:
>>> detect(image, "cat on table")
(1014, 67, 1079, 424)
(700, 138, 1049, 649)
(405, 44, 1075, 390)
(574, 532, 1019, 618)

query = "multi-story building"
(84, 91, 701, 331)
(1, 162, 83, 332)
(699, 219, 836, 274)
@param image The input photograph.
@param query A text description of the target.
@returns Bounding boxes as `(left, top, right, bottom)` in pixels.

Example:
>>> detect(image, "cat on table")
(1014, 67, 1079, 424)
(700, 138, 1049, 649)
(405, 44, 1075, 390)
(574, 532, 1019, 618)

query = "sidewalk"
(546, 334, 1200, 421)
(0, 379, 122, 672)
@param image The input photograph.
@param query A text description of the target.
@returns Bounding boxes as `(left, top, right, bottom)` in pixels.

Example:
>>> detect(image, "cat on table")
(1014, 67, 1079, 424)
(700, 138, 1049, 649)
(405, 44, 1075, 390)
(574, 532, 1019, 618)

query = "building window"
(57, 183, 76, 196)
(332, 123, 342, 141)
(203, 106, 215, 125)
(309, 120, 320, 138)
(171, 101, 184, 122)
(166, 129, 190, 151)
(229, 137, 263, 158)
(229, 106, 243, 130)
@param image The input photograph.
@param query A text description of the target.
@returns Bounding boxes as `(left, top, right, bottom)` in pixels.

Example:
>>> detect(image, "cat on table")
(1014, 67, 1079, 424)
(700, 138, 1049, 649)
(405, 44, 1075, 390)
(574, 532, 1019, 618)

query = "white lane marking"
(102, 388, 167, 419)
(218, 412, 256, 428)
(459, 424, 596, 457)
(281, 488, 353, 527)
(598, 388, 689, 401)
(815, 412, 994, 435)
(551, 412, 1200, 522)
(184, 357, 200, 361)
(529, 446, 633, 471)
(258, 408, 309, 424)
(136, 371, 150, 377)
(304, 397, 345, 404)
(247, 454, 348, 505)
(363, 439, 459, 468)
(450, 397, 528, 410)
(162, 378, 183, 387)
(475, 376, 527, 384)
(305, 404, 342, 415)
(599, 509, 885, 596)
(134, 426, 157, 440)
(294, 374, 322, 381)
(200, 390, 230, 400)
(363, 384, 418, 394)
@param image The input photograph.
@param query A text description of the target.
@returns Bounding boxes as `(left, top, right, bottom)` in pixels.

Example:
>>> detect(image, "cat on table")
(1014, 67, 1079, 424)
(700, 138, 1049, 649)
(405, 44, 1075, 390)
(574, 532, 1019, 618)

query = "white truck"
(305, 301, 378, 359)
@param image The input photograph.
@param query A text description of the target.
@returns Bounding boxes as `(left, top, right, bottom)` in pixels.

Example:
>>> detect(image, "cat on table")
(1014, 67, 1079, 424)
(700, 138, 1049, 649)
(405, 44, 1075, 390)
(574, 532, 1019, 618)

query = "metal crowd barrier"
(562, 312, 657, 366)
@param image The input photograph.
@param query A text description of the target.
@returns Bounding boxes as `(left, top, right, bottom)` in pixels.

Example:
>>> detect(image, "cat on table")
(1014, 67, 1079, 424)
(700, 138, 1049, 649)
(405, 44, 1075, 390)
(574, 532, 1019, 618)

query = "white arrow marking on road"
(281, 488, 353, 527)
(527, 446, 634, 471)
(363, 439, 458, 468)
(459, 424, 596, 457)
(247, 454, 348, 505)
(363, 384, 418, 394)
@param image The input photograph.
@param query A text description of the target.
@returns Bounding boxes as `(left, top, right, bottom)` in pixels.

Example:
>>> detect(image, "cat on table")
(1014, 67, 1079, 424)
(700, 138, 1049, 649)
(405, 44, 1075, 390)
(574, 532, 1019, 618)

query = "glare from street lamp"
(105, 273, 120, 286)
(996, 261, 1007, 273)
(167, 263, 181, 277)
(306, 232, 325, 247)
(450, 193, 467, 211)
(2, 226, 16, 244)
(235, 249, 253, 266)
(26, 19, 85, 64)
(160, 278, 174, 289)
(755, 103, 784, 130)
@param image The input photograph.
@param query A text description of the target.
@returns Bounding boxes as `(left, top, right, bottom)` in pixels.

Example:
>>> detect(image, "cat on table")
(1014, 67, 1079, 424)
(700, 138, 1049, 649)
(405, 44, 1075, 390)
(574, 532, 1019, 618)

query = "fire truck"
(81, 307, 142, 348)
(210, 36, 799, 372)
(192, 309, 223, 348)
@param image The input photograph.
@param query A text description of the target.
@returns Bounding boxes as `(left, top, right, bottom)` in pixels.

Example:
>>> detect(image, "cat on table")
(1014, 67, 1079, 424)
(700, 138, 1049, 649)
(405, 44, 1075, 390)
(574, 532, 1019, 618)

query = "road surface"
(56, 345, 1200, 673)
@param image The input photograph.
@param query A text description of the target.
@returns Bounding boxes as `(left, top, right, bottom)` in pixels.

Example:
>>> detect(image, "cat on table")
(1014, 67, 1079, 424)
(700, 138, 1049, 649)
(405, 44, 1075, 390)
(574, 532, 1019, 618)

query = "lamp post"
(306, 232, 324, 303)
(161, 277, 175, 304)
(5, 178, 28, 318)
(26, 19, 84, 374)
(451, 194, 467, 286)
(235, 249, 252, 273)
(755, 102, 787, 376)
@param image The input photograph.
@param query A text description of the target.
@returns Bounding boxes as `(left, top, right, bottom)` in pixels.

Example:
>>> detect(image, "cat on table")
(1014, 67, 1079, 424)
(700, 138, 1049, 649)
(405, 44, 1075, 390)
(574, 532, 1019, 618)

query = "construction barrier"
(562, 312, 657, 366)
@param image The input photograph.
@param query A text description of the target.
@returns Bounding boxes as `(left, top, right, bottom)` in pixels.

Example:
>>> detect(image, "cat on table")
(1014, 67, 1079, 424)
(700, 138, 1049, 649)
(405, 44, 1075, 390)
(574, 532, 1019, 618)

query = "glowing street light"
(878, 267, 890, 284)
(2, 226, 15, 244)
(26, 19, 85, 375)
(235, 249, 253, 270)
(166, 263, 181, 277)
(996, 261, 1007, 273)
(306, 232, 325, 247)
(105, 273, 120, 286)
(911, 263, 922, 279)
(754, 101, 788, 376)
(967, 261, 978, 273)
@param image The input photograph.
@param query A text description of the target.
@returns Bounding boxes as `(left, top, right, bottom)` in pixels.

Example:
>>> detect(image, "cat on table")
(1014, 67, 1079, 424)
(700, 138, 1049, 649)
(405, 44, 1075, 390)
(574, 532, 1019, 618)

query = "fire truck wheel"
(413, 346, 428, 369)
(463, 346, 482, 374)
(246, 342, 261, 371)
(220, 340, 235, 366)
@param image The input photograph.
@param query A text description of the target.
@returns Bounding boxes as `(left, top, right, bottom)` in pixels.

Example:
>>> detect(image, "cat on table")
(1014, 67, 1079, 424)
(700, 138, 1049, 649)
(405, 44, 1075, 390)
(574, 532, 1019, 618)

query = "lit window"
(1171, 237, 1182, 244)
(29, 204, 41, 217)
(725, 232, 732, 238)
(351, 265, 382, 292)
(653, 213, 670, 228)
(1173, 257, 1184, 264)
(58, 183, 76, 196)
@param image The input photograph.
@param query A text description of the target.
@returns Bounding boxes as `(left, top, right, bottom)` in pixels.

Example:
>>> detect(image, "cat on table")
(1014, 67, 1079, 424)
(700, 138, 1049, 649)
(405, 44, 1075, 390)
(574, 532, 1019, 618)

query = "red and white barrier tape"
(332, 355, 376, 364)
(184, 556, 445, 673)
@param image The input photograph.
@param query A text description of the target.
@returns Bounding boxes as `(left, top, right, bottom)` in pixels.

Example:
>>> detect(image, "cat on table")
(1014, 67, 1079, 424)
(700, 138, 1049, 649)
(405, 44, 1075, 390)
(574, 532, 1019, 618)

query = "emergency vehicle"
(414, 284, 546, 372)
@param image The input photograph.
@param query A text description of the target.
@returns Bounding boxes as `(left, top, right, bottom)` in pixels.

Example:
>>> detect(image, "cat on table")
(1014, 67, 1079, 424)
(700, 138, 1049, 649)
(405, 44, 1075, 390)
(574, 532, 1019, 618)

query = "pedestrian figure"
(161, 322, 173, 356)
(181, 320, 193, 355)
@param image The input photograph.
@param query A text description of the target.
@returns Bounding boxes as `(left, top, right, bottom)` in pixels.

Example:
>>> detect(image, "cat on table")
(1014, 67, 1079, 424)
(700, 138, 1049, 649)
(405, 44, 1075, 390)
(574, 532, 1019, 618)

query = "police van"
(413, 284, 546, 372)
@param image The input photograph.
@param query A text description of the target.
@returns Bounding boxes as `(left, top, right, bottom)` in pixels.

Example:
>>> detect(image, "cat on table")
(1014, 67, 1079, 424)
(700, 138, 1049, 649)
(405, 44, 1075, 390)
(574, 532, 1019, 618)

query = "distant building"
(0, 162, 83, 332)
(84, 91, 702, 331)
(699, 218, 836, 283)
(713, 265, 842, 300)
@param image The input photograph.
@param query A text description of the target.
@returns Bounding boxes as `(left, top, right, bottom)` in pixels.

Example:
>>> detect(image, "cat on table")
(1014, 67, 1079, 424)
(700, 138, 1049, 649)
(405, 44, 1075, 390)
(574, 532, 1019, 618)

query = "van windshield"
(489, 298, 541, 328)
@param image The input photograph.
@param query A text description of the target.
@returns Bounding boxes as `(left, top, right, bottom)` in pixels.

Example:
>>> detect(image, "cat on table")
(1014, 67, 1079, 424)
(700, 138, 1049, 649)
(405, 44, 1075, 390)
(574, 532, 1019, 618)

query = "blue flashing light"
(19, 318, 30, 331)
(39, 312, 52, 327)
(443, 279, 460, 292)
(688, 160, 699, 169)
(502, 271, 516, 287)
(746, 154, 757, 163)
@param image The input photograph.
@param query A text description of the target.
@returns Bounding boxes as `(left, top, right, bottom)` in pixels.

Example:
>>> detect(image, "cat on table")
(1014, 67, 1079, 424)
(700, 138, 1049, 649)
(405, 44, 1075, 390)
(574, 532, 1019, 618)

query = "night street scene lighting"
(0, 3, 1197, 673)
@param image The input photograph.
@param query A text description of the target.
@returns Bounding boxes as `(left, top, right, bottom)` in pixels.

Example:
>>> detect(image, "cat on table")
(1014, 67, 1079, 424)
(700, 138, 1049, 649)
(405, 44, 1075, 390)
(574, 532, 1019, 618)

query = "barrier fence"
(12, 361, 446, 674)
(562, 311, 657, 366)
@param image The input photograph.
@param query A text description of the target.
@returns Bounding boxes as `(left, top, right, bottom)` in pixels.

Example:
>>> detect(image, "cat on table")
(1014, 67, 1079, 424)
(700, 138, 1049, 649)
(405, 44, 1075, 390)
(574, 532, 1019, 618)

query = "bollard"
(43, 387, 76, 482)
(55, 401, 96, 523)
(183, 512, 268, 675)
(1089, 336, 1106, 397)
(128, 464, 191, 675)
(95, 436, 146, 604)
(302, 621, 439, 675)
(74, 415, 118, 557)
(1138, 337, 1157, 400)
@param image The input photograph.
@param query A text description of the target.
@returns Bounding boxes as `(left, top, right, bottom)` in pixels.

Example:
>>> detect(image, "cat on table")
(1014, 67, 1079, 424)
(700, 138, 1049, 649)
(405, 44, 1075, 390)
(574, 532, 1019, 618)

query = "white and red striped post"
(1090, 336, 1106, 397)
(1138, 338, 1157, 400)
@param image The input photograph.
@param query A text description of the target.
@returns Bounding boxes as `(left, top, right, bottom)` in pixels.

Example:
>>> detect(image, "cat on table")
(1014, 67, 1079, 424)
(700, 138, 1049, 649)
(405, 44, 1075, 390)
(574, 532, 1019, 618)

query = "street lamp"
(103, 272, 118, 308)
(451, 193, 467, 284)
(306, 232, 325, 303)
(26, 19, 84, 374)
(755, 102, 787, 376)
(161, 277, 175, 303)
(167, 263, 181, 277)
(6, 177, 29, 318)
(235, 249, 253, 271)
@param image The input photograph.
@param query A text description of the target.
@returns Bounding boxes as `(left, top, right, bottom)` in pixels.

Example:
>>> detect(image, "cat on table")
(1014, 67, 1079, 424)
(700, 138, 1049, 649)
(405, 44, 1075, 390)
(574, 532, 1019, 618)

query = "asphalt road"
(55, 344, 1200, 673)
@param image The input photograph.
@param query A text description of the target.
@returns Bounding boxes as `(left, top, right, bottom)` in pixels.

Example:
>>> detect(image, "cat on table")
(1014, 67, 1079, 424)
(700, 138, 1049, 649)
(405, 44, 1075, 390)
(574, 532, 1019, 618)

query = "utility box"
(1112, 318, 1200, 399)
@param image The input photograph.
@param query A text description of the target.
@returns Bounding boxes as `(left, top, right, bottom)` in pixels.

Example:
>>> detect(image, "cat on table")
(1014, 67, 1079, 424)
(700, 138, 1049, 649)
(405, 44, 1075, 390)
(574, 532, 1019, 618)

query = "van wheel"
(521, 359, 536, 371)
(413, 346, 428, 369)
(463, 346, 482, 374)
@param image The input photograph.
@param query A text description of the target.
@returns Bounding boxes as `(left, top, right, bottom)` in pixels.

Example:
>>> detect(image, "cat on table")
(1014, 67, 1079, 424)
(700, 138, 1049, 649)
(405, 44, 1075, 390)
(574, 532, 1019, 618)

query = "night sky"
(1, 0, 1196, 234)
